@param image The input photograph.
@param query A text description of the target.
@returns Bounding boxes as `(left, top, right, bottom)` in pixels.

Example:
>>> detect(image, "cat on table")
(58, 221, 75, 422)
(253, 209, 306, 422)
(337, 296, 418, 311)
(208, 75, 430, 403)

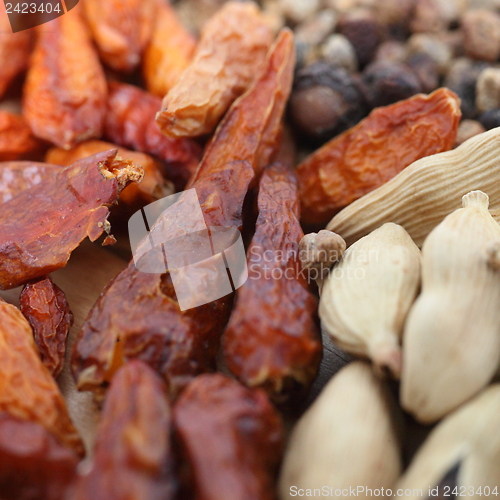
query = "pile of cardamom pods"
(281, 127, 500, 497)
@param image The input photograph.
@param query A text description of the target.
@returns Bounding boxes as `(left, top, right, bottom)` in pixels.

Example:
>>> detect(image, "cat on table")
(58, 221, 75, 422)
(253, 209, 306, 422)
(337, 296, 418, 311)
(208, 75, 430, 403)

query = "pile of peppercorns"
(237, 0, 500, 150)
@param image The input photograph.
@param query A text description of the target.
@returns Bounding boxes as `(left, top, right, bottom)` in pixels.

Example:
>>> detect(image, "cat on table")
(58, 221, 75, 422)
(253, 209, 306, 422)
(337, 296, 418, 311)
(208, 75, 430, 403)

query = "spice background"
(1, 0, 500, 498)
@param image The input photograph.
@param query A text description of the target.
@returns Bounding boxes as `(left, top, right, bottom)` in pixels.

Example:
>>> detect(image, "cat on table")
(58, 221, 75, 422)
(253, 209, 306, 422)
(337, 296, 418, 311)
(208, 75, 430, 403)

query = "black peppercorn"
(288, 61, 368, 144)
(444, 58, 488, 119)
(406, 53, 439, 94)
(338, 9, 385, 68)
(361, 61, 423, 109)
(478, 108, 500, 130)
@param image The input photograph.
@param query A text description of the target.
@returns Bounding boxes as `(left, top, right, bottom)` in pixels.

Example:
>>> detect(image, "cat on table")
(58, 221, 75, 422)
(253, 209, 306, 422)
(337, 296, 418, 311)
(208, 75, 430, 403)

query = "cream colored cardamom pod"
(327, 127, 500, 247)
(397, 384, 500, 497)
(401, 191, 500, 423)
(319, 223, 421, 378)
(279, 362, 402, 500)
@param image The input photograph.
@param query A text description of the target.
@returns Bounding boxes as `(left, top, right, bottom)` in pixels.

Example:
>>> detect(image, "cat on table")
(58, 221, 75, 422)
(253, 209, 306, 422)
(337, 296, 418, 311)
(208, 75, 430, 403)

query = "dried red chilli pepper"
(156, 1, 274, 138)
(20, 276, 74, 378)
(0, 150, 143, 289)
(71, 158, 254, 400)
(70, 32, 294, 402)
(0, 299, 84, 456)
(296, 87, 461, 225)
(223, 163, 322, 401)
(71, 361, 176, 500)
(274, 125, 297, 171)
(173, 373, 284, 500)
(0, 111, 45, 162)
(23, 8, 107, 149)
(46, 140, 174, 213)
(104, 81, 201, 190)
(0, 10, 32, 99)
(83, 0, 156, 72)
(0, 413, 78, 500)
(0, 161, 60, 203)
(142, 0, 196, 97)
(188, 28, 295, 187)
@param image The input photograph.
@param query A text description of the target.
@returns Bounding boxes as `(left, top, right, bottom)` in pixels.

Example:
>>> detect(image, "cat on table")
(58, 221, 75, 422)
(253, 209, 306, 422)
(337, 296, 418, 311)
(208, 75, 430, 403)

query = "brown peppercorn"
(374, 41, 408, 65)
(406, 53, 439, 94)
(279, 0, 320, 24)
(321, 34, 358, 72)
(362, 61, 423, 109)
(455, 119, 485, 146)
(410, 0, 449, 33)
(371, 0, 415, 27)
(462, 9, 500, 62)
(294, 10, 337, 47)
(290, 86, 347, 139)
(289, 62, 368, 143)
(406, 33, 453, 75)
(324, 0, 363, 14)
(338, 9, 385, 68)
(437, 29, 465, 59)
(476, 67, 500, 112)
(299, 230, 346, 279)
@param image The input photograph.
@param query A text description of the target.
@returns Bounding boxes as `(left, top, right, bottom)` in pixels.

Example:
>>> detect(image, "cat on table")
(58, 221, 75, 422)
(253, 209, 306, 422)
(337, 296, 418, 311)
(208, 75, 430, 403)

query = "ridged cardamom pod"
(279, 362, 401, 499)
(319, 223, 421, 378)
(397, 384, 500, 496)
(327, 127, 500, 247)
(401, 191, 500, 423)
